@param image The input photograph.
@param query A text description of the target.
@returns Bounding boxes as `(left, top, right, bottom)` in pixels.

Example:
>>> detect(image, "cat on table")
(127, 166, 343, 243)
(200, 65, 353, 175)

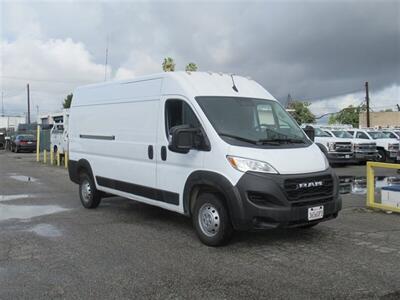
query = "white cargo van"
(68, 72, 341, 246)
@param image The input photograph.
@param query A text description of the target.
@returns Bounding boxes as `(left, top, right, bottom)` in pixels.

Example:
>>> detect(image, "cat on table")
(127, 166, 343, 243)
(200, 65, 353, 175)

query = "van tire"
(79, 172, 101, 209)
(193, 192, 233, 246)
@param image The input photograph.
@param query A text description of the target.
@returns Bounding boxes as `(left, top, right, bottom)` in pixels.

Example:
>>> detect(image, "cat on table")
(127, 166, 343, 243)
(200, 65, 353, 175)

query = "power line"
(0, 75, 94, 84)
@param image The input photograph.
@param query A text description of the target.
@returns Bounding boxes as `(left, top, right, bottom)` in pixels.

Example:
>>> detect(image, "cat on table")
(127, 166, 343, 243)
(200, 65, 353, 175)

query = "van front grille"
(284, 175, 334, 201)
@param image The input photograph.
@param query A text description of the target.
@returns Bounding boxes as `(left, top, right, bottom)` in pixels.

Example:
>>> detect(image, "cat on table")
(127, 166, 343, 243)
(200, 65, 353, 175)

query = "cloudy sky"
(1, 0, 399, 121)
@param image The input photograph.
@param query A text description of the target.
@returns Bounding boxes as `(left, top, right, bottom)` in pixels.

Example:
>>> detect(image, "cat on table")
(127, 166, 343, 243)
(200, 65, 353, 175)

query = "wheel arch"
(68, 158, 94, 184)
(183, 170, 245, 228)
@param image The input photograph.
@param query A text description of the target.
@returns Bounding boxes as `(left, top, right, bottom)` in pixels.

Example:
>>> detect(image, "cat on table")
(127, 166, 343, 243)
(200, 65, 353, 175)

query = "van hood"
(227, 143, 327, 175)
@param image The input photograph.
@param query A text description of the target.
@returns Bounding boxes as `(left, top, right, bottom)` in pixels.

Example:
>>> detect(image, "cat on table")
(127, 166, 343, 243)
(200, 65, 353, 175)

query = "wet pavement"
(1, 150, 400, 299)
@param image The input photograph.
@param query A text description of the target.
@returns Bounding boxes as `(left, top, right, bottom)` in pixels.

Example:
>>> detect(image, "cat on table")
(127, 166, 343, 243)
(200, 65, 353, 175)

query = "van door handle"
(148, 145, 154, 160)
(161, 146, 167, 161)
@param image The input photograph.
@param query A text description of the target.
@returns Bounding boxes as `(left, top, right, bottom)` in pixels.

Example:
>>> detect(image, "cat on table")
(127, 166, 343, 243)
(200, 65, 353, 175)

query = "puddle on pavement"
(0, 204, 68, 222)
(9, 175, 38, 182)
(27, 224, 62, 238)
(339, 176, 400, 195)
(0, 194, 32, 202)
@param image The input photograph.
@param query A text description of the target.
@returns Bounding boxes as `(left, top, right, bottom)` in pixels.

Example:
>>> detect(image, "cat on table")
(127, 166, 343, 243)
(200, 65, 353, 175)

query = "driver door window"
(165, 99, 200, 138)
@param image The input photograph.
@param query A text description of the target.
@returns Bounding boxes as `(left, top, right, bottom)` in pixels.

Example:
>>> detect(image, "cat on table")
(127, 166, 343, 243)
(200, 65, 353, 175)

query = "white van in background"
(68, 72, 341, 246)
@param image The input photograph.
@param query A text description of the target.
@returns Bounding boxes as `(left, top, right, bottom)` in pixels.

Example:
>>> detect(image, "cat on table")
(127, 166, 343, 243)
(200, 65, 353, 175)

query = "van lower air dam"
(68, 71, 341, 246)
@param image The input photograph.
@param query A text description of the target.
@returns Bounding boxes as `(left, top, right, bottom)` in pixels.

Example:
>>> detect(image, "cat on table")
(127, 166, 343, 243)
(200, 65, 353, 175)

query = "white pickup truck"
(347, 129, 399, 162)
(323, 129, 377, 163)
(311, 127, 354, 164)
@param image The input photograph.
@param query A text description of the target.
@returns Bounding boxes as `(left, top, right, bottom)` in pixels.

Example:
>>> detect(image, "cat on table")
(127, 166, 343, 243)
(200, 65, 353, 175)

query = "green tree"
(62, 93, 73, 109)
(162, 57, 175, 72)
(328, 114, 337, 125)
(286, 101, 316, 125)
(185, 62, 198, 72)
(329, 104, 365, 128)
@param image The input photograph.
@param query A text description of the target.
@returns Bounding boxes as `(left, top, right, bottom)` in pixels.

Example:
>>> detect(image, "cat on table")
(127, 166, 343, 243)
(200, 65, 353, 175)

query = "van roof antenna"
(231, 74, 239, 92)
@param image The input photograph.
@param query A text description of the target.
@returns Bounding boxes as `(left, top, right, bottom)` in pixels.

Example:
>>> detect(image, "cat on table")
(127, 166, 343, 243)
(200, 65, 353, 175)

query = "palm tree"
(162, 57, 175, 72)
(185, 63, 198, 72)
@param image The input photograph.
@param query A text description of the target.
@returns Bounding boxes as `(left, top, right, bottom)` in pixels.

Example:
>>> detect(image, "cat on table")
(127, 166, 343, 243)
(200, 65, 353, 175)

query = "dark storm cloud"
(2, 0, 399, 112)
(143, 0, 400, 101)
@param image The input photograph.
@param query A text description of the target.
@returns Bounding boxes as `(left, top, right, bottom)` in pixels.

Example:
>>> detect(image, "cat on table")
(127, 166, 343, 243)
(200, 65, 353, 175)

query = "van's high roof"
(73, 71, 275, 107)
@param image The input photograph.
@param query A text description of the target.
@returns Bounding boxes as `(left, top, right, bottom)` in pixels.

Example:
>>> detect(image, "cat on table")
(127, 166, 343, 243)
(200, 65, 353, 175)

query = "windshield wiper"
(257, 138, 305, 144)
(218, 133, 258, 145)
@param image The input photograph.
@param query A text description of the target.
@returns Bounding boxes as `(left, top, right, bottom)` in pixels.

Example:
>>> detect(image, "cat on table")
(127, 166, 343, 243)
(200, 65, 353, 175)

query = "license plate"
(308, 206, 324, 221)
(28, 141, 32, 144)
(345, 155, 350, 158)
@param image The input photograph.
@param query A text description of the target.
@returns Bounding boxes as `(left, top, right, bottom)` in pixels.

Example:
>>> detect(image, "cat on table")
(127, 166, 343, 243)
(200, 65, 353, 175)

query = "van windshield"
(195, 97, 310, 148)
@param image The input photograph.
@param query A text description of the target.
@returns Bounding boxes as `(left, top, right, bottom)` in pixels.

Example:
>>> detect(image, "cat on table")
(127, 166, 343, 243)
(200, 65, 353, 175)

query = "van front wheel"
(193, 193, 233, 246)
(79, 173, 101, 209)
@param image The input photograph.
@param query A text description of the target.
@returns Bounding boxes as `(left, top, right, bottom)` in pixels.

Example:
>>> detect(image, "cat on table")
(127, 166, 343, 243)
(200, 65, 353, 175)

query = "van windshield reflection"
(195, 97, 310, 148)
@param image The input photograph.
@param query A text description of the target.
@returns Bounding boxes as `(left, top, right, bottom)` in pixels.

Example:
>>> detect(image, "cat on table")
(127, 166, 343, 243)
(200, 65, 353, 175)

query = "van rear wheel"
(193, 192, 233, 246)
(79, 172, 101, 209)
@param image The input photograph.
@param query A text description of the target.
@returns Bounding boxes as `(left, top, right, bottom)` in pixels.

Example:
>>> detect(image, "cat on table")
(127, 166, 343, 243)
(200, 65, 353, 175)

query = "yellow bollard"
(36, 125, 40, 162)
(43, 150, 47, 164)
(50, 148, 54, 165)
(57, 152, 60, 167)
(64, 152, 68, 169)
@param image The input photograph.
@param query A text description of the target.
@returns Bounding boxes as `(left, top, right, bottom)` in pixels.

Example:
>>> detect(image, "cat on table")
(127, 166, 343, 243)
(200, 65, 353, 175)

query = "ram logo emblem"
(297, 181, 323, 189)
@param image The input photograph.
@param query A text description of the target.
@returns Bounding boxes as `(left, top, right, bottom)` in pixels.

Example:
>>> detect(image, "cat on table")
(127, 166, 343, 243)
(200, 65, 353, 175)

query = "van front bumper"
(231, 169, 341, 231)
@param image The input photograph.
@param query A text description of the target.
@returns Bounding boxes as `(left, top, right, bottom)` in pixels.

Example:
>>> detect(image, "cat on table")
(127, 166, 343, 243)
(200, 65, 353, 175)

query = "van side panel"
(70, 99, 159, 190)
(70, 79, 164, 202)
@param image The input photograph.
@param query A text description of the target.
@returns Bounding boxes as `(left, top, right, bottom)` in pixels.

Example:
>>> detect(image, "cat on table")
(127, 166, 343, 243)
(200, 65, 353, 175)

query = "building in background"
(359, 112, 400, 128)
(0, 115, 26, 130)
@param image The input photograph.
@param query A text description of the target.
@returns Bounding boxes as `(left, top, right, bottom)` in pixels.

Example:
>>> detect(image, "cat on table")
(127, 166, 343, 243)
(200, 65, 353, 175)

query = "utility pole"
(365, 81, 370, 127)
(27, 83, 31, 124)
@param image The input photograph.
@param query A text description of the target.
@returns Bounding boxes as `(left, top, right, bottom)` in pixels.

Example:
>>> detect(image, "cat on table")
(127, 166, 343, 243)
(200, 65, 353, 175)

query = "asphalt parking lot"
(1, 150, 400, 299)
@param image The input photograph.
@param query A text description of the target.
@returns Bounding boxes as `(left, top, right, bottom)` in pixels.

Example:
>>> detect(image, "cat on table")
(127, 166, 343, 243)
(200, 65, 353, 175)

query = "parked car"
(323, 129, 378, 163)
(347, 129, 399, 162)
(68, 72, 341, 246)
(11, 134, 37, 153)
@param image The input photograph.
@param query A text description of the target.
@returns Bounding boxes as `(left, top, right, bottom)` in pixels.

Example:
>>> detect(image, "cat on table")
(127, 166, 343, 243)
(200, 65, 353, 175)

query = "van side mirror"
(168, 125, 205, 153)
(304, 125, 315, 142)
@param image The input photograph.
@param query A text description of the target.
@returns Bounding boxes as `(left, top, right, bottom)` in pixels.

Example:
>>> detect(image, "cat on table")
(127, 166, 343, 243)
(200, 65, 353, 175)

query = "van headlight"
(226, 156, 278, 174)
